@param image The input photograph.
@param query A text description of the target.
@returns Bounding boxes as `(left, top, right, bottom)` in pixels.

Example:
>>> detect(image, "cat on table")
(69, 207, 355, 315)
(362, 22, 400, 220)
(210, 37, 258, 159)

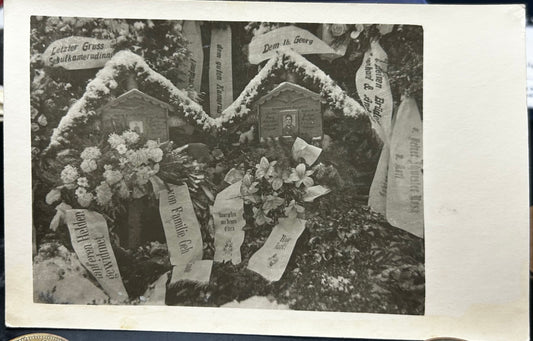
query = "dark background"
(2, 0, 532, 340)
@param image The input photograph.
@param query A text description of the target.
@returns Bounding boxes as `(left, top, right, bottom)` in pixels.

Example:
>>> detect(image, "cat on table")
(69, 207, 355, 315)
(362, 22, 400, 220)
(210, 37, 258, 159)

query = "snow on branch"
(48, 50, 213, 151)
(214, 48, 374, 136)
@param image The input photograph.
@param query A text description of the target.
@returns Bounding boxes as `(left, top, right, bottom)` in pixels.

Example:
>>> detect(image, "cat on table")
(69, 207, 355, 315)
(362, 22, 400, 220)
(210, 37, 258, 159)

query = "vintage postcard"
(4, 1, 529, 341)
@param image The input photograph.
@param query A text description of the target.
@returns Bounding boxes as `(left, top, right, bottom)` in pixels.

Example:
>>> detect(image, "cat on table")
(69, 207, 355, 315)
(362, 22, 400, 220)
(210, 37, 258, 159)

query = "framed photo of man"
(281, 109, 298, 136)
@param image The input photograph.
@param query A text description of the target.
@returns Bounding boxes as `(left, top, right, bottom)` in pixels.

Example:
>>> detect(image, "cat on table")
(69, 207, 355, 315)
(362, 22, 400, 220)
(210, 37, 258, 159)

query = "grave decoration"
(44, 128, 214, 301)
(46, 50, 215, 154)
(32, 20, 424, 314)
(357, 38, 424, 238)
(213, 48, 383, 148)
(42, 36, 115, 70)
(176, 21, 204, 93)
(247, 25, 338, 65)
(209, 25, 233, 118)
(256, 82, 322, 141)
(99, 89, 171, 142)
(39, 50, 217, 301)
(30, 17, 196, 161)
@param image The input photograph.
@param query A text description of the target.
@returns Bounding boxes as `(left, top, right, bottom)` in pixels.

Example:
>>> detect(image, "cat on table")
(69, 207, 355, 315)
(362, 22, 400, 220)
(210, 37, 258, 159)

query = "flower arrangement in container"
(45, 129, 212, 246)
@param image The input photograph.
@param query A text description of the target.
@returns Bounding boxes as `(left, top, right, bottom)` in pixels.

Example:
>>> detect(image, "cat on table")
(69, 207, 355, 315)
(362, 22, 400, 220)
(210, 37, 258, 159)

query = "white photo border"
(4, 1, 529, 340)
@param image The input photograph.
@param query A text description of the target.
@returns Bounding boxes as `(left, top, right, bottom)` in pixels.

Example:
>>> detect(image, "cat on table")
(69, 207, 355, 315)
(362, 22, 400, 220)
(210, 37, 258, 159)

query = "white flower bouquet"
(46, 130, 208, 221)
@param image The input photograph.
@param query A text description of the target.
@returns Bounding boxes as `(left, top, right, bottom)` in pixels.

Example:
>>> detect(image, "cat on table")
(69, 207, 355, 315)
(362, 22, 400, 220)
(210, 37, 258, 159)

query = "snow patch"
(33, 242, 110, 304)
(221, 295, 290, 309)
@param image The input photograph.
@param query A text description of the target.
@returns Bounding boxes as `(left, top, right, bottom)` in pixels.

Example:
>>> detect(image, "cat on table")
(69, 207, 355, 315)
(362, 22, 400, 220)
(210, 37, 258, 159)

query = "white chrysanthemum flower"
(104, 168, 123, 186)
(116, 144, 127, 155)
(60, 165, 79, 184)
(80, 146, 101, 161)
(122, 130, 140, 145)
(80, 159, 98, 173)
(75, 186, 87, 197)
(127, 149, 149, 167)
(45, 188, 61, 205)
(103, 164, 113, 171)
(133, 21, 145, 30)
(37, 115, 48, 127)
(135, 166, 152, 186)
(77, 177, 89, 187)
(108, 133, 125, 149)
(148, 148, 163, 163)
(117, 181, 130, 199)
(77, 192, 94, 208)
(145, 140, 158, 149)
(95, 182, 113, 206)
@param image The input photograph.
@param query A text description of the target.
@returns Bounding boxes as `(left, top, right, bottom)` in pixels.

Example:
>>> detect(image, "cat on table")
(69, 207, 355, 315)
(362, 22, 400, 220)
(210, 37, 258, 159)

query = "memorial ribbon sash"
(248, 25, 337, 64)
(179, 21, 204, 93)
(43, 36, 114, 70)
(209, 26, 233, 117)
(247, 217, 306, 282)
(170, 260, 213, 285)
(212, 181, 246, 264)
(159, 184, 204, 266)
(368, 144, 390, 215)
(355, 40, 393, 142)
(65, 209, 128, 302)
(386, 96, 424, 238)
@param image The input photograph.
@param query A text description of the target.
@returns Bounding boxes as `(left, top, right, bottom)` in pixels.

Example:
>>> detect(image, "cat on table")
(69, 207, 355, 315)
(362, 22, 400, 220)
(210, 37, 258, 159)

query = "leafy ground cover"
(35, 137, 424, 314)
(163, 188, 424, 314)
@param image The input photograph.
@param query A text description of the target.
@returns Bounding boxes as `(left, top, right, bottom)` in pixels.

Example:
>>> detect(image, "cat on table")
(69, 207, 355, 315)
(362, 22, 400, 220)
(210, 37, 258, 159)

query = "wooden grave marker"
(256, 82, 322, 141)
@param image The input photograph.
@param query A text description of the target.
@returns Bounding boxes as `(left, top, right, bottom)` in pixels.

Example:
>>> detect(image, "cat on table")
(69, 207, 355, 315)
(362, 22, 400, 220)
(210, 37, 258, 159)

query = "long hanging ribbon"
(212, 181, 246, 265)
(355, 40, 394, 142)
(247, 217, 306, 282)
(154, 179, 211, 285)
(158, 183, 204, 266)
(65, 209, 129, 302)
(356, 40, 394, 215)
(368, 144, 390, 215)
(209, 25, 233, 117)
(179, 21, 204, 93)
(386, 96, 424, 238)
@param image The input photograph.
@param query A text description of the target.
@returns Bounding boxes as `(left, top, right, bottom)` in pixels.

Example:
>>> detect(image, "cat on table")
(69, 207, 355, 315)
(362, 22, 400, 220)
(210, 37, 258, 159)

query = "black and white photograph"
(5, 1, 530, 340)
(29, 16, 424, 314)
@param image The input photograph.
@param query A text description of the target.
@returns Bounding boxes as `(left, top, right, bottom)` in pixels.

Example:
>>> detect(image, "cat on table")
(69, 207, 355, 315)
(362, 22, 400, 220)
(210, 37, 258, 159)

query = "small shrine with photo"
(48, 50, 213, 153)
(216, 49, 378, 149)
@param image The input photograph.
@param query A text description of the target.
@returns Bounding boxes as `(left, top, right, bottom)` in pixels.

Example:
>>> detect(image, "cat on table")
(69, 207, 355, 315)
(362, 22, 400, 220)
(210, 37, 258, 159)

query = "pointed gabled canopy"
(213, 48, 380, 140)
(256, 82, 321, 106)
(99, 88, 173, 112)
(48, 50, 214, 152)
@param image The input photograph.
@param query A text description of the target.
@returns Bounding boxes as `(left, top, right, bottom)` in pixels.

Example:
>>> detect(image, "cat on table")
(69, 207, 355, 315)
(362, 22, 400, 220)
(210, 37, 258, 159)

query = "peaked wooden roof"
(256, 82, 321, 107)
(212, 48, 379, 139)
(99, 88, 173, 111)
(48, 50, 213, 151)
